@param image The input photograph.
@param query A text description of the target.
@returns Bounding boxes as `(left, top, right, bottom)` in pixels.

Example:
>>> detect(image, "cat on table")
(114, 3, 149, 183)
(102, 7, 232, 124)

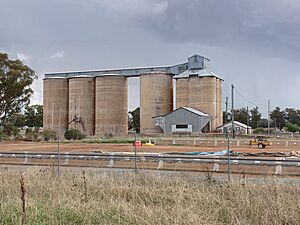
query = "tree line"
(225, 106, 300, 132)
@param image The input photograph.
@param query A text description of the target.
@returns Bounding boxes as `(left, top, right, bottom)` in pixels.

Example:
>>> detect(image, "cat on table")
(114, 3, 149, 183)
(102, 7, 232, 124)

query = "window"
(176, 124, 188, 129)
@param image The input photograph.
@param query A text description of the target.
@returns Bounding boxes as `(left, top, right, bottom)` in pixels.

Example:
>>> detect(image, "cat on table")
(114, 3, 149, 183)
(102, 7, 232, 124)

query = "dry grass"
(0, 167, 299, 225)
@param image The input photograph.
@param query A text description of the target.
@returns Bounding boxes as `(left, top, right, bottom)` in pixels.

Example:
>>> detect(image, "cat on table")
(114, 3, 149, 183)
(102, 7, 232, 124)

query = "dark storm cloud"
(0, 0, 300, 113)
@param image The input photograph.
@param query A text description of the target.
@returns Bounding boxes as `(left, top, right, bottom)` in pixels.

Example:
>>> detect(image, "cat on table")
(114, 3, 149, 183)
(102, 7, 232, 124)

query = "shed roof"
(154, 107, 212, 118)
(218, 121, 252, 129)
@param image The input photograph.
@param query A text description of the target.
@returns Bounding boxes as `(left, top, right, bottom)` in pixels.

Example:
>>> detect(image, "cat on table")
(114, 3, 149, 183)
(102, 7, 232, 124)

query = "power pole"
(268, 99, 270, 136)
(247, 106, 249, 134)
(231, 84, 235, 139)
(225, 97, 228, 138)
(57, 111, 61, 176)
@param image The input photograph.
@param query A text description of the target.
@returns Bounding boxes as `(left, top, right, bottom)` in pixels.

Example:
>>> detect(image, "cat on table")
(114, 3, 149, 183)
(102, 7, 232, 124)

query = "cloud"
(1, 0, 300, 113)
(17, 53, 31, 62)
(88, 0, 168, 16)
(51, 50, 64, 59)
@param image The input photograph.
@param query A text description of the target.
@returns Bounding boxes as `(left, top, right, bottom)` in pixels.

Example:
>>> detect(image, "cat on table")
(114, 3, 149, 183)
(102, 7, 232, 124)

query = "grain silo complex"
(43, 54, 223, 136)
(175, 55, 223, 130)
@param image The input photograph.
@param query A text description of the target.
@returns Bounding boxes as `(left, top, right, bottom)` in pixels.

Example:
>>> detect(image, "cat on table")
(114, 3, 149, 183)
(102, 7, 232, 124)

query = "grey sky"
(1, 0, 300, 117)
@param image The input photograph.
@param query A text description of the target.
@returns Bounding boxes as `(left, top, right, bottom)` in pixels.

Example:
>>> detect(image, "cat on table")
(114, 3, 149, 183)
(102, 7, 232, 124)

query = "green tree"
(285, 108, 300, 127)
(285, 122, 300, 133)
(9, 113, 26, 128)
(250, 107, 261, 129)
(0, 53, 36, 124)
(24, 105, 43, 130)
(270, 107, 285, 130)
(129, 107, 140, 132)
(234, 108, 249, 125)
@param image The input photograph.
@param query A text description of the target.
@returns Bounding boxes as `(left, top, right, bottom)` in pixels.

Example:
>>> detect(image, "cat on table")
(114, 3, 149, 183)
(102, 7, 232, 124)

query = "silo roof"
(174, 68, 223, 80)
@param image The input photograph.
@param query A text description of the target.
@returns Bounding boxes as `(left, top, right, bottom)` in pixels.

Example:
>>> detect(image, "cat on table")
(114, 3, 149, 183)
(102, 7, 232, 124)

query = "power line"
(235, 87, 267, 107)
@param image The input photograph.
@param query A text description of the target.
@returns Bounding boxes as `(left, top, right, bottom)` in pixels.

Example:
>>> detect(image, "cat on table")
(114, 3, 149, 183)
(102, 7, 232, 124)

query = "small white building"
(217, 121, 253, 135)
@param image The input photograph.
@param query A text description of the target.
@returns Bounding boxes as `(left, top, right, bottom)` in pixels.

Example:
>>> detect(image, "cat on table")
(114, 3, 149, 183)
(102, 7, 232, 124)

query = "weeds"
(19, 172, 26, 224)
(0, 168, 299, 225)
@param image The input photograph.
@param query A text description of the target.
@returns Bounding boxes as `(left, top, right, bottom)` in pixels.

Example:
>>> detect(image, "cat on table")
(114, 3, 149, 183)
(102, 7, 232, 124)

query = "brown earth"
(0, 141, 298, 154)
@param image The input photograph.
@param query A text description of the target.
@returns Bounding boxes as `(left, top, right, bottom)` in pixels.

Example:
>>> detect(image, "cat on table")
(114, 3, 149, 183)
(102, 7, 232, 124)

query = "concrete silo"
(43, 77, 69, 132)
(68, 77, 95, 136)
(95, 75, 128, 136)
(176, 76, 222, 131)
(140, 72, 173, 133)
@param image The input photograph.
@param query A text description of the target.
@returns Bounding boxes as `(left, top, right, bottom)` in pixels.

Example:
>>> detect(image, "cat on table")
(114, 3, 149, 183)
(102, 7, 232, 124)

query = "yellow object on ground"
(144, 139, 155, 146)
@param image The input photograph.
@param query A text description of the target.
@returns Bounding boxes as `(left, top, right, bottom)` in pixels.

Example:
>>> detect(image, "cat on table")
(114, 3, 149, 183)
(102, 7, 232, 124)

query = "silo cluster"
(43, 54, 223, 135)
(43, 75, 128, 136)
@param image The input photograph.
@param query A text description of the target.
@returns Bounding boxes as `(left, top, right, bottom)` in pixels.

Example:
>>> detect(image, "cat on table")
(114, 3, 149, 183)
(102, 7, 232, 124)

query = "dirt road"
(0, 141, 298, 153)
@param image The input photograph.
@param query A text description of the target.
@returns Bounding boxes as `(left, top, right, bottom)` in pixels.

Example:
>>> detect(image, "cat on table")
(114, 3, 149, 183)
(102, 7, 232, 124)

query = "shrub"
(0, 130, 8, 141)
(42, 130, 57, 141)
(64, 129, 86, 140)
(2, 122, 19, 137)
(253, 127, 265, 134)
(103, 132, 113, 139)
(285, 123, 300, 133)
(25, 128, 38, 141)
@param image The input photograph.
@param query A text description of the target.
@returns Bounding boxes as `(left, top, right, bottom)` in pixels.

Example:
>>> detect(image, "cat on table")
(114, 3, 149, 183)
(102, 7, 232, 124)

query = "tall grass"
(0, 168, 299, 225)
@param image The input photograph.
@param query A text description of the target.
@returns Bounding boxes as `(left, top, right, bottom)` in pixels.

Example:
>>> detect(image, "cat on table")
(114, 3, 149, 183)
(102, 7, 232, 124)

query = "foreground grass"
(0, 168, 299, 225)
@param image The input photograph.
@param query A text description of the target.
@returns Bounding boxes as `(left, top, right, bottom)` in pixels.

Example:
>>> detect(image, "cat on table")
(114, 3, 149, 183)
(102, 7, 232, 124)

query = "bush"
(2, 122, 19, 137)
(103, 132, 113, 139)
(42, 130, 57, 141)
(0, 130, 8, 142)
(253, 127, 265, 134)
(25, 128, 39, 141)
(285, 123, 300, 133)
(64, 129, 86, 140)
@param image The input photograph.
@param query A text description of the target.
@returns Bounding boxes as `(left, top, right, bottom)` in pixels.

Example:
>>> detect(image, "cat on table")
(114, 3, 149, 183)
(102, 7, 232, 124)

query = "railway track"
(0, 151, 299, 176)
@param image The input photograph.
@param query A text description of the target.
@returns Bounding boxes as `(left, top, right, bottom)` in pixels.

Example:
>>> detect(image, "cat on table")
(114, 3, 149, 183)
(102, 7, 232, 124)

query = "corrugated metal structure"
(140, 73, 173, 133)
(43, 54, 223, 136)
(43, 78, 69, 131)
(68, 77, 95, 136)
(175, 55, 223, 131)
(95, 75, 128, 135)
(155, 107, 212, 134)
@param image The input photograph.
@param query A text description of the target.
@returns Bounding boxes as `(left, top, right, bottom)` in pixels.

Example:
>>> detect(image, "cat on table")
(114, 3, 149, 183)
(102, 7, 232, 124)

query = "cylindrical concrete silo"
(68, 77, 95, 136)
(189, 76, 217, 130)
(176, 78, 189, 108)
(140, 72, 173, 133)
(95, 75, 128, 136)
(43, 77, 69, 132)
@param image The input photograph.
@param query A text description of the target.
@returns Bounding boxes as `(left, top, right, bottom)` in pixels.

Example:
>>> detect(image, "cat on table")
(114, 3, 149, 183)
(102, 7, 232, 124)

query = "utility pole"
(268, 99, 270, 136)
(247, 106, 249, 134)
(57, 112, 61, 176)
(225, 97, 228, 138)
(134, 130, 137, 175)
(231, 84, 235, 139)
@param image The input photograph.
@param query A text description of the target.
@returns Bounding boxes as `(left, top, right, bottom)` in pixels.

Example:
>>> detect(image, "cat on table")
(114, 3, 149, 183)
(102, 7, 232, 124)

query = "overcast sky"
(1, 0, 300, 117)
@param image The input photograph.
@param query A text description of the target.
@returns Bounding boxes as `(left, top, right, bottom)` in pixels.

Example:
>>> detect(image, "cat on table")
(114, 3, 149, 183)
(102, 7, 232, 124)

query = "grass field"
(0, 168, 299, 225)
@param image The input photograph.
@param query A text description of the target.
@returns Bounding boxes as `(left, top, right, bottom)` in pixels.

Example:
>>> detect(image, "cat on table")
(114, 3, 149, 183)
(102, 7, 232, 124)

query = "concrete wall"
(68, 77, 95, 136)
(140, 73, 173, 133)
(43, 78, 69, 132)
(176, 76, 223, 131)
(95, 76, 128, 136)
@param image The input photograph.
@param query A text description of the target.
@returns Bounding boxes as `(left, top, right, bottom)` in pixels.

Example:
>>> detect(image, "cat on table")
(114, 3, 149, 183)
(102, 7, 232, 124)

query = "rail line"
(0, 151, 299, 176)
